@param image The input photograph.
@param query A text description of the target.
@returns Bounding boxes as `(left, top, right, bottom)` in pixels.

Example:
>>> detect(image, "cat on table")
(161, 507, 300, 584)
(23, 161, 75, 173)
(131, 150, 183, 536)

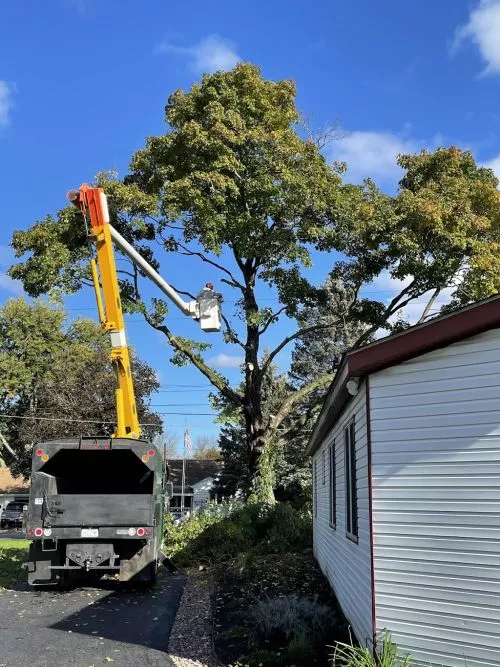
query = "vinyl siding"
(313, 381, 373, 647)
(370, 328, 500, 667)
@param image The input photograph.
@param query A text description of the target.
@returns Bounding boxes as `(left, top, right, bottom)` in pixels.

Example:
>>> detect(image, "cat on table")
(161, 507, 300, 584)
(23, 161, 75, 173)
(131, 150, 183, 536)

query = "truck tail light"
(43, 528, 52, 537)
(141, 455, 149, 463)
(34, 528, 43, 537)
(147, 449, 155, 457)
(145, 528, 152, 536)
(137, 527, 145, 537)
(35, 448, 44, 457)
(27, 529, 34, 536)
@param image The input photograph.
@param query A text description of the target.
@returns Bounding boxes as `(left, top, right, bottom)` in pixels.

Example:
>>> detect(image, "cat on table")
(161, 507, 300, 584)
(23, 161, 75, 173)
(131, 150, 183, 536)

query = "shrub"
(265, 502, 312, 552)
(163, 500, 313, 566)
(332, 631, 412, 667)
(250, 594, 334, 645)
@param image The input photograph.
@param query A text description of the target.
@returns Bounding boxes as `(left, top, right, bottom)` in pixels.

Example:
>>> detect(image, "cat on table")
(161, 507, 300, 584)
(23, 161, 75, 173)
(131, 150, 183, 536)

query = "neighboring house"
(307, 294, 500, 667)
(167, 459, 223, 517)
(0, 468, 29, 514)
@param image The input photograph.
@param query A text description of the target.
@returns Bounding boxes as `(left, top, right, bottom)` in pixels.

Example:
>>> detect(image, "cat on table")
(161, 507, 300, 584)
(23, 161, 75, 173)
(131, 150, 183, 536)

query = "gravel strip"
(168, 570, 222, 667)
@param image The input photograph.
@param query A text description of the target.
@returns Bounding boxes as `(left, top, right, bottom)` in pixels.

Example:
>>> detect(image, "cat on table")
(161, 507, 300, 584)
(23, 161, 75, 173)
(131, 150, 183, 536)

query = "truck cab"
(26, 436, 164, 586)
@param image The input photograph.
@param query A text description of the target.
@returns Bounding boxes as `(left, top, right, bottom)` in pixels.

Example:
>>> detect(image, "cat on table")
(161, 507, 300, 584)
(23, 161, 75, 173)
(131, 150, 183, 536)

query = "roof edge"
(306, 293, 500, 456)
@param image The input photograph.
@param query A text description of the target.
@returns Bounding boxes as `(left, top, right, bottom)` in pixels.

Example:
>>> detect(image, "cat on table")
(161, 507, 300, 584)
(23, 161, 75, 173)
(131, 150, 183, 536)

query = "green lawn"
(0, 539, 29, 589)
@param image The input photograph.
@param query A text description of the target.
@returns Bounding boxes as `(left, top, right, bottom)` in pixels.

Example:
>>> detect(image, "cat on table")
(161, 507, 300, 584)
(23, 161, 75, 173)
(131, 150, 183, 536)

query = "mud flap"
(27, 542, 62, 586)
(119, 541, 156, 583)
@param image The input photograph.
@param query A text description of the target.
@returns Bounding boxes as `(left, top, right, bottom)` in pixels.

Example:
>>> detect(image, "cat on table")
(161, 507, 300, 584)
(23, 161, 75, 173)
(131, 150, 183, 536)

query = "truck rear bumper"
(27, 537, 158, 585)
(26, 526, 154, 540)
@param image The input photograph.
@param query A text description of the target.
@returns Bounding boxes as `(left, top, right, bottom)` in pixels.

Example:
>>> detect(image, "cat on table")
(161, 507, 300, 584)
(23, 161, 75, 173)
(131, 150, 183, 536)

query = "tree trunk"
(242, 259, 270, 495)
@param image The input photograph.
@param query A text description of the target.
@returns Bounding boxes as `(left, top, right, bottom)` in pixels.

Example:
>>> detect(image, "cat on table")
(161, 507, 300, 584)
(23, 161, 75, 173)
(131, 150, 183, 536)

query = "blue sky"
(1, 0, 500, 452)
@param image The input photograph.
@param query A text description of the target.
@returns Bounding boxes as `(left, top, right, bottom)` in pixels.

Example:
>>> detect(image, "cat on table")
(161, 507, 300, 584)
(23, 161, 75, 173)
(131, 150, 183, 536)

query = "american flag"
(184, 426, 192, 454)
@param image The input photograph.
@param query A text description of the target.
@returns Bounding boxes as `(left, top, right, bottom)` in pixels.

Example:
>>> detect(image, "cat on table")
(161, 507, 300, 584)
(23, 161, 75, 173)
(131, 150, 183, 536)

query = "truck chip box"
(26, 437, 164, 586)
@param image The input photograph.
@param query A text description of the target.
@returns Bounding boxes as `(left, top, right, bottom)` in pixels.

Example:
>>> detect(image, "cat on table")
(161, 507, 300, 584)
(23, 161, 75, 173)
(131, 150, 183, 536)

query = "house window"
(322, 449, 326, 485)
(329, 441, 336, 528)
(314, 459, 318, 518)
(345, 419, 358, 540)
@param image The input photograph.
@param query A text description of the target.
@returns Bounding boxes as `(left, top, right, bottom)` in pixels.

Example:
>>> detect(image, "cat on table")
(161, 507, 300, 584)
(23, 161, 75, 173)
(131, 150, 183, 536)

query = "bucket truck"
(25, 185, 221, 586)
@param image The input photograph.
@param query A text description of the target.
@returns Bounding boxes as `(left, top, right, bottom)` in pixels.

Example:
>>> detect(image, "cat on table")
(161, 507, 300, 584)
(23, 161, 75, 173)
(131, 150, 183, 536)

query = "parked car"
(1, 501, 25, 529)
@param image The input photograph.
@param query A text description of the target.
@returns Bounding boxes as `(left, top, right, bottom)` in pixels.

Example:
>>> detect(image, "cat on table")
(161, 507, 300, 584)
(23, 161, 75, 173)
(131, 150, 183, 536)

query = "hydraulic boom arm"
(69, 185, 140, 439)
(68, 184, 222, 441)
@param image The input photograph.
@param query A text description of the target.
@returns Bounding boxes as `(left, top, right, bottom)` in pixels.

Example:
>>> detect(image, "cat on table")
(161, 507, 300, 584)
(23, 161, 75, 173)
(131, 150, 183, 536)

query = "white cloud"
(395, 288, 454, 327)
(484, 154, 500, 178)
(0, 272, 22, 295)
(155, 35, 241, 74)
(0, 245, 23, 295)
(0, 81, 14, 127)
(365, 270, 456, 339)
(328, 130, 439, 185)
(207, 352, 244, 369)
(365, 270, 413, 296)
(0, 245, 12, 266)
(453, 0, 500, 76)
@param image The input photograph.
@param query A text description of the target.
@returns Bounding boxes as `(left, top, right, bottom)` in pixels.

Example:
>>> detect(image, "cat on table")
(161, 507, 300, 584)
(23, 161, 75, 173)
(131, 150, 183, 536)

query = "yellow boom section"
(68, 185, 141, 439)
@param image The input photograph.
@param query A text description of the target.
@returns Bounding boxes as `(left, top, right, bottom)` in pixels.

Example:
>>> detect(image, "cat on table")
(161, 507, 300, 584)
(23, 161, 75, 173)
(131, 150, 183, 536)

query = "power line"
(0, 414, 161, 426)
(150, 404, 212, 407)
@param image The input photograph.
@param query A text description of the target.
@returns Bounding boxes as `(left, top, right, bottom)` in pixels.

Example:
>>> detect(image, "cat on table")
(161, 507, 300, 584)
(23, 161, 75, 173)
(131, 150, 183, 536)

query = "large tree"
(0, 298, 163, 477)
(9, 65, 500, 492)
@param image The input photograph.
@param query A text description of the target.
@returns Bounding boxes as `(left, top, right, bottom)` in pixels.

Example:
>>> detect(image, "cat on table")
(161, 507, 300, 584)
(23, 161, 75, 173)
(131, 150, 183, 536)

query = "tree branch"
(168, 238, 245, 291)
(221, 314, 245, 349)
(353, 279, 419, 348)
(258, 306, 287, 335)
(275, 401, 322, 444)
(417, 288, 440, 324)
(260, 320, 342, 379)
(143, 313, 244, 406)
(266, 372, 335, 436)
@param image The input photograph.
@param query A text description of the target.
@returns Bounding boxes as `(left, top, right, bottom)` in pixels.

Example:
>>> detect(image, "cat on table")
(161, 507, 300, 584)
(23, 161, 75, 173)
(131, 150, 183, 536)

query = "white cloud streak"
(327, 130, 443, 185)
(207, 353, 244, 369)
(155, 35, 241, 74)
(453, 0, 500, 76)
(0, 245, 23, 295)
(484, 154, 500, 178)
(0, 81, 14, 127)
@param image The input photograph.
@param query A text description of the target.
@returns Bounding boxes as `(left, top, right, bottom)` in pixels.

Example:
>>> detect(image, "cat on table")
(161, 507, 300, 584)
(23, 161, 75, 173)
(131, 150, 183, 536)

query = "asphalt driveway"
(0, 572, 186, 667)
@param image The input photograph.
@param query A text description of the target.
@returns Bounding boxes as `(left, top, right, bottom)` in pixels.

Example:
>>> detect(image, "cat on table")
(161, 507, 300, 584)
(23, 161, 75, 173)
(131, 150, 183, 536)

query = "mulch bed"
(212, 549, 350, 666)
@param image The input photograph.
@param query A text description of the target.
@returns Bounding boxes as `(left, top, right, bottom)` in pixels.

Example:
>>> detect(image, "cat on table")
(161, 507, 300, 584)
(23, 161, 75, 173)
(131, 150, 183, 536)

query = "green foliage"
(0, 298, 163, 477)
(164, 501, 312, 566)
(213, 425, 249, 496)
(0, 540, 29, 589)
(170, 337, 212, 367)
(9, 61, 500, 496)
(332, 631, 412, 667)
(131, 64, 342, 269)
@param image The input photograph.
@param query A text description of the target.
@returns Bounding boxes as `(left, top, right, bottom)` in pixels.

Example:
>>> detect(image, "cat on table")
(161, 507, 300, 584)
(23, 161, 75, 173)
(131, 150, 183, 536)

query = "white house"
(167, 459, 222, 518)
(307, 294, 500, 667)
